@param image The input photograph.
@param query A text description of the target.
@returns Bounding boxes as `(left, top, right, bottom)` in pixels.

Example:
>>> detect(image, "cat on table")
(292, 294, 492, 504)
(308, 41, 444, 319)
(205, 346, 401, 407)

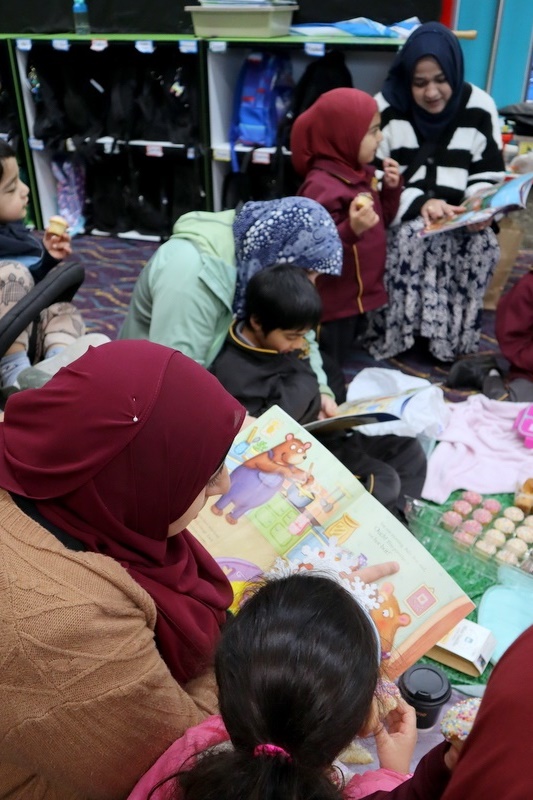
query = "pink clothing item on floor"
(422, 395, 533, 504)
(127, 715, 409, 800)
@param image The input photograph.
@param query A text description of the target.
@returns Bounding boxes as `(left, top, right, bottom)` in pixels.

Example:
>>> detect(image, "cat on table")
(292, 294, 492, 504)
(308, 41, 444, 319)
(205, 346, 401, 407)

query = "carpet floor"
(71, 234, 533, 401)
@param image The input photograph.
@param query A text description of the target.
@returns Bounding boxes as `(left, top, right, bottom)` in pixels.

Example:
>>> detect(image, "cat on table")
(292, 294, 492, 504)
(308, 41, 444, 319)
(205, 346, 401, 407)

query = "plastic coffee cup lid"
(398, 664, 452, 705)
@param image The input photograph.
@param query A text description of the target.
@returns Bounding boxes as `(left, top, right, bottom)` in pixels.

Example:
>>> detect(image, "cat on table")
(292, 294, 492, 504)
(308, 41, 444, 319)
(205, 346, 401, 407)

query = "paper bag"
(483, 217, 524, 310)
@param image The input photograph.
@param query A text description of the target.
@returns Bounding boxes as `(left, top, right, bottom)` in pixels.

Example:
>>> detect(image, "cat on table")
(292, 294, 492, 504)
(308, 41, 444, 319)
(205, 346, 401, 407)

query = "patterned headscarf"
(232, 197, 342, 317)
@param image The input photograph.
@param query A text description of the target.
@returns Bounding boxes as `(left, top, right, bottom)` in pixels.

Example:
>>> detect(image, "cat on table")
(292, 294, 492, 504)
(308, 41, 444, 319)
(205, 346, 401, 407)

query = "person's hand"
(318, 394, 338, 420)
(355, 560, 399, 584)
(382, 158, 401, 189)
(374, 696, 417, 774)
(444, 741, 462, 771)
(421, 199, 465, 227)
(349, 195, 380, 237)
(421, 199, 465, 226)
(43, 230, 72, 260)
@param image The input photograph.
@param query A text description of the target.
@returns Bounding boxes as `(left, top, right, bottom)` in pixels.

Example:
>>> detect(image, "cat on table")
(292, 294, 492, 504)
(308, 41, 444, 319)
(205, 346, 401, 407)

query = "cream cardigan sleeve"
(0, 492, 218, 800)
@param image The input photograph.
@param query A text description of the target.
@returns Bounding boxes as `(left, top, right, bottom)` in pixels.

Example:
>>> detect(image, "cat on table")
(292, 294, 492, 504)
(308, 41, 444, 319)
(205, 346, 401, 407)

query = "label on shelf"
(146, 144, 164, 157)
(304, 42, 326, 57)
(135, 40, 155, 54)
(209, 41, 227, 53)
(213, 146, 231, 162)
(252, 150, 271, 165)
(28, 137, 45, 151)
(52, 39, 70, 52)
(90, 40, 109, 52)
(179, 40, 198, 54)
(16, 39, 32, 52)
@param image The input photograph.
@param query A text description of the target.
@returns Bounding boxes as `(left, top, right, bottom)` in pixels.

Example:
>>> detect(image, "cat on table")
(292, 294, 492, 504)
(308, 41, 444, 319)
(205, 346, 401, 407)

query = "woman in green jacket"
(119, 198, 343, 416)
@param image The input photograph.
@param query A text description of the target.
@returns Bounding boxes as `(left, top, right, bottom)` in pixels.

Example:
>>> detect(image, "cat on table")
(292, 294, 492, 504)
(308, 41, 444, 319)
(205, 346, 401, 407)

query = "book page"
(190, 406, 474, 679)
(419, 172, 533, 238)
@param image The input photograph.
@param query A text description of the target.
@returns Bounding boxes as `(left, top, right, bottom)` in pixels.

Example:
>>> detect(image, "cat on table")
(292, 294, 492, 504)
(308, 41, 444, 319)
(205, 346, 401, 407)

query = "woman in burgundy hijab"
(0, 339, 245, 796)
(291, 87, 402, 368)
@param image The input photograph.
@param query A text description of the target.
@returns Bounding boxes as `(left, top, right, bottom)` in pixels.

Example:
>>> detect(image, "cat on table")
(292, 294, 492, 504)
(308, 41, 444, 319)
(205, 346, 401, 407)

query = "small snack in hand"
(354, 192, 373, 209)
(47, 215, 69, 236)
(441, 697, 481, 745)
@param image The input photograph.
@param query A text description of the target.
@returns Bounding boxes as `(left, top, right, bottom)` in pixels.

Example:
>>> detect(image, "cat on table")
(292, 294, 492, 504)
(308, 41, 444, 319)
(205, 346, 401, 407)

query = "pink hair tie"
(253, 743, 292, 762)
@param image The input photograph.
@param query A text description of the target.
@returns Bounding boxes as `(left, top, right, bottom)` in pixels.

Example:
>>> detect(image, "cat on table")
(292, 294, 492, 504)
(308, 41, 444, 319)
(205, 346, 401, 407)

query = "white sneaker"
(16, 334, 111, 390)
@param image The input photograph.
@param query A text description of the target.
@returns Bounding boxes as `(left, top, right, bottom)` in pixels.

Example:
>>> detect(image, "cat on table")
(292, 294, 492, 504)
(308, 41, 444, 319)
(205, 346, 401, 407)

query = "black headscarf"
(381, 21, 465, 141)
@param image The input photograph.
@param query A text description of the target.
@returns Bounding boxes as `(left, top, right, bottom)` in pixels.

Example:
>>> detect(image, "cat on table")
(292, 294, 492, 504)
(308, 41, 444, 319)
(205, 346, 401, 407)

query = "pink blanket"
(422, 395, 533, 503)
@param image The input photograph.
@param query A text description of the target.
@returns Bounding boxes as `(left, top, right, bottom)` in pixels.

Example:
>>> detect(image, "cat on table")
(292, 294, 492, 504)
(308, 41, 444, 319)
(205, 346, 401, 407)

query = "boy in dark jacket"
(211, 265, 426, 517)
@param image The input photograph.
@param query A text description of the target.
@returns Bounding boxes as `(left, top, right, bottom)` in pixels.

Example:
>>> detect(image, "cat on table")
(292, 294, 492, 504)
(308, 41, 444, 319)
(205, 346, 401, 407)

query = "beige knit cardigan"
(0, 490, 218, 799)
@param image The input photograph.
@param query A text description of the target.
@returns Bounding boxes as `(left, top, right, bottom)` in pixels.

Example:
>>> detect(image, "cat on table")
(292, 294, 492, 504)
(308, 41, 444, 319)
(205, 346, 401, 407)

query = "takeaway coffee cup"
(398, 664, 452, 729)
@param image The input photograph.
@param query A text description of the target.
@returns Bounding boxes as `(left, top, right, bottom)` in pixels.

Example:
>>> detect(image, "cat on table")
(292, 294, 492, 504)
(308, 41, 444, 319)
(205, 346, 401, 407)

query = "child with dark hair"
(212, 265, 323, 424)
(127, 572, 456, 800)
(211, 265, 427, 517)
(0, 140, 85, 390)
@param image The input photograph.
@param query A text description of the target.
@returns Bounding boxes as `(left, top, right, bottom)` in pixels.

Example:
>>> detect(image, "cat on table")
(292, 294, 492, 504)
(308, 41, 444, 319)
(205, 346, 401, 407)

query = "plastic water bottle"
(73, 0, 90, 35)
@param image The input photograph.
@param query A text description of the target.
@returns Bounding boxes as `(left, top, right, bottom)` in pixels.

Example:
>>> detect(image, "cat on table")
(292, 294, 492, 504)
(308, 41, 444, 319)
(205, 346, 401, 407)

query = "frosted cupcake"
(440, 510, 463, 531)
(503, 506, 525, 523)
(460, 519, 482, 536)
(453, 529, 477, 547)
(474, 539, 497, 558)
(495, 549, 519, 566)
(524, 516, 533, 528)
(493, 517, 515, 535)
(483, 529, 506, 548)
(504, 537, 528, 557)
(483, 498, 502, 514)
(516, 525, 533, 544)
(472, 508, 493, 527)
(452, 500, 473, 517)
(461, 491, 482, 507)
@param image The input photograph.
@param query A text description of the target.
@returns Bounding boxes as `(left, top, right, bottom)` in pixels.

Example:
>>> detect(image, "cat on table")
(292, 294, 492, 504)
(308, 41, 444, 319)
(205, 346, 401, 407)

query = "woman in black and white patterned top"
(364, 21, 505, 363)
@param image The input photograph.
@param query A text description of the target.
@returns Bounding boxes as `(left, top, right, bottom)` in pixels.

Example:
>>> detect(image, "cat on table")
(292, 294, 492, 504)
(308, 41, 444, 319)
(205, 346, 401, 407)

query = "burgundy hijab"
(0, 340, 245, 684)
(290, 87, 378, 180)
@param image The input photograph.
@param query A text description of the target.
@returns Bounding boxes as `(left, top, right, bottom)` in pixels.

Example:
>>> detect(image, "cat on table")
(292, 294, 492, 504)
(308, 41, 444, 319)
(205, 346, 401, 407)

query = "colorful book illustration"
(189, 406, 474, 680)
(419, 171, 533, 237)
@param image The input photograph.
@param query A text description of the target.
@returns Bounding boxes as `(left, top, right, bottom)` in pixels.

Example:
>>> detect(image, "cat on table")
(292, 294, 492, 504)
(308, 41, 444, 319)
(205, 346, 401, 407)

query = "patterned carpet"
(70, 234, 533, 399)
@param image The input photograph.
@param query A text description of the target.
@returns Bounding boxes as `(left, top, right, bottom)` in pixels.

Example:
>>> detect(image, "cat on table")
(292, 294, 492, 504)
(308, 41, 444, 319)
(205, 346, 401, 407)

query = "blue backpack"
(229, 52, 293, 171)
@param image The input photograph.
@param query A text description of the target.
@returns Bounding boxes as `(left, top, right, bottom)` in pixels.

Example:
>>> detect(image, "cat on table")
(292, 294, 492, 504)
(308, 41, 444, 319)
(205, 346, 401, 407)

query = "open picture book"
(189, 406, 474, 680)
(303, 386, 427, 433)
(419, 171, 533, 237)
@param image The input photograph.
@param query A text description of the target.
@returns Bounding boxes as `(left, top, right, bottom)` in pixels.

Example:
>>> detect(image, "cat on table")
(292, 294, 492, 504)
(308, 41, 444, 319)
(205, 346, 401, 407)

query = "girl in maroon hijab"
(291, 87, 402, 367)
(0, 339, 245, 797)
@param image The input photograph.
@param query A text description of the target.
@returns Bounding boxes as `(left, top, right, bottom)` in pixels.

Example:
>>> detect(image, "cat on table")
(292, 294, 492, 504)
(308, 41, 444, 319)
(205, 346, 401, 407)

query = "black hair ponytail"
(174, 573, 380, 800)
